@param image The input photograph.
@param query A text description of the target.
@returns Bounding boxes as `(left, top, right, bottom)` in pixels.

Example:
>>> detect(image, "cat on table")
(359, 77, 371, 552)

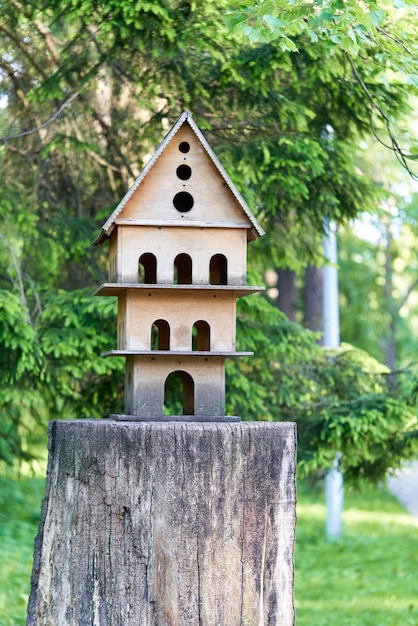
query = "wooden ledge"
(114, 219, 251, 229)
(109, 414, 241, 422)
(94, 283, 264, 297)
(101, 350, 254, 357)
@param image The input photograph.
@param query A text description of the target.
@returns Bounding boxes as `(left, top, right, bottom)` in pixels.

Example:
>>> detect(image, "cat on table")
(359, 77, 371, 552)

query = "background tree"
(339, 194, 418, 370)
(227, 0, 418, 178)
(0, 0, 417, 483)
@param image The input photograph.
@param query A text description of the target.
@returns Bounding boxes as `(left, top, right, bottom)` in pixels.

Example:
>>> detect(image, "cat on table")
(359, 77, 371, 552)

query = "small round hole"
(179, 141, 190, 153)
(173, 192, 194, 213)
(176, 164, 192, 180)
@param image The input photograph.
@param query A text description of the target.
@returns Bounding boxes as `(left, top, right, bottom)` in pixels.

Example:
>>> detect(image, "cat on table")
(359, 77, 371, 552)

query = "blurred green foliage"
(229, 294, 418, 485)
(0, 0, 416, 484)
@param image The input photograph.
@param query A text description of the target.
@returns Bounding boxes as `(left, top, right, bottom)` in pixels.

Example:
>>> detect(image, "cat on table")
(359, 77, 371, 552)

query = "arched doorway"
(138, 253, 157, 283)
(192, 320, 210, 351)
(209, 254, 227, 285)
(151, 319, 170, 350)
(164, 370, 194, 415)
(174, 253, 192, 284)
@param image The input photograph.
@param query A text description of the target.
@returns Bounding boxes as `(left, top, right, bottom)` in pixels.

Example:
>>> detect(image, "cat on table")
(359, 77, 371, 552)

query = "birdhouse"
(94, 111, 264, 421)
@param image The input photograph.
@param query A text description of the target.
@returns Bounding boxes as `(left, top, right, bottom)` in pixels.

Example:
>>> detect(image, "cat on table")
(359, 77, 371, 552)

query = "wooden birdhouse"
(94, 111, 264, 421)
(30, 115, 296, 626)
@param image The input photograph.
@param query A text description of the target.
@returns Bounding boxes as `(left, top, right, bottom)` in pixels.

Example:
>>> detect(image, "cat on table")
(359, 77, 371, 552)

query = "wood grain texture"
(27, 420, 296, 626)
(113, 226, 248, 286)
(120, 125, 250, 227)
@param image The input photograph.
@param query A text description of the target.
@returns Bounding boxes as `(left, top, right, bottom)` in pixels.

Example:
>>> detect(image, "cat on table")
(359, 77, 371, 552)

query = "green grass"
(0, 473, 45, 626)
(0, 473, 417, 625)
(296, 483, 418, 625)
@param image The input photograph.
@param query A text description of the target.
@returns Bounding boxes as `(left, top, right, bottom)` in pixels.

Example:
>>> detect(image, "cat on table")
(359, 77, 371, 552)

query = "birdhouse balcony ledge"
(94, 283, 264, 297)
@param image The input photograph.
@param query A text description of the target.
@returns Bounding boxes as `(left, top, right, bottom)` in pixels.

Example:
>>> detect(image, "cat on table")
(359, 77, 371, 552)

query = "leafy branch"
(346, 53, 417, 181)
(0, 92, 80, 142)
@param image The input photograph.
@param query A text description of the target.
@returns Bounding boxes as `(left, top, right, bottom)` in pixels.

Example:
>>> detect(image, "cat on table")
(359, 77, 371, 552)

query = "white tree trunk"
(27, 420, 296, 625)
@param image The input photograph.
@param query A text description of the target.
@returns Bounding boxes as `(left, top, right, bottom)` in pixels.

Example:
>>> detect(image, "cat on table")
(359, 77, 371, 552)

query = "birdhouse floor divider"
(27, 112, 296, 626)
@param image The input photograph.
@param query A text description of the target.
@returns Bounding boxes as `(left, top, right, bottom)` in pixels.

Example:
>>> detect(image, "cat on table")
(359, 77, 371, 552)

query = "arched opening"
(210, 254, 228, 285)
(164, 370, 194, 416)
(174, 253, 192, 284)
(192, 320, 210, 351)
(151, 319, 170, 350)
(138, 253, 157, 284)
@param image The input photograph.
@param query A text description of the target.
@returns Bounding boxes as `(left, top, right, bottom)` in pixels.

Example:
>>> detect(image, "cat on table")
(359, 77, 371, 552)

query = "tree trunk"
(303, 265, 323, 335)
(383, 224, 396, 377)
(27, 420, 296, 626)
(276, 268, 297, 321)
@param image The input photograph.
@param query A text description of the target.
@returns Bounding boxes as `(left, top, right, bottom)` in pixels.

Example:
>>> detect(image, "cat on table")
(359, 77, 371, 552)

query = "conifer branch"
(0, 92, 80, 142)
(346, 53, 417, 182)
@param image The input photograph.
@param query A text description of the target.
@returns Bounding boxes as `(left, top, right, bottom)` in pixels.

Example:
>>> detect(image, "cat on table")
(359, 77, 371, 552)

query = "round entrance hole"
(176, 164, 192, 180)
(173, 192, 194, 212)
(179, 141, 190, 153)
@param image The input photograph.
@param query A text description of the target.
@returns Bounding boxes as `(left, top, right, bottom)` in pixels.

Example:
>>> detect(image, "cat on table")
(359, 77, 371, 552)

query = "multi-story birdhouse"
(94, 111, 264, 420)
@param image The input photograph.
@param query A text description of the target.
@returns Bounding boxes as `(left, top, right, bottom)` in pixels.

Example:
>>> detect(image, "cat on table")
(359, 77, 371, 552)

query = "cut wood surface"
(27, 420, 296, 626)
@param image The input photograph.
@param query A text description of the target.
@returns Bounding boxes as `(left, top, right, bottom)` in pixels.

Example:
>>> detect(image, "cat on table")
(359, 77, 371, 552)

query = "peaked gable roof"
(94, 111, 264, 245)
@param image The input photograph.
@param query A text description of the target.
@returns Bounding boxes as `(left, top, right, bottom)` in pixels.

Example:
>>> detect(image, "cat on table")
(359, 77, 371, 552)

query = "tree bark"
(383, 223, 396, 378)
(27, 420, 296, 626)
(276, 268, 297, 321)
(303, 265, 323, 335)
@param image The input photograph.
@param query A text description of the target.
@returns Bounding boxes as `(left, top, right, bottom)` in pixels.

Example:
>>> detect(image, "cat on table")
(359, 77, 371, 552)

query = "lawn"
(296, 483, 418, 626)
(0, 471, 417, 625)
(0, 473, 45, 626)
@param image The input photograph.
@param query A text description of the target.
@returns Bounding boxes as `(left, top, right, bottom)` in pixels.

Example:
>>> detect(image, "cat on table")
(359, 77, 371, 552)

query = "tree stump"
(27, 420, 296, 625)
